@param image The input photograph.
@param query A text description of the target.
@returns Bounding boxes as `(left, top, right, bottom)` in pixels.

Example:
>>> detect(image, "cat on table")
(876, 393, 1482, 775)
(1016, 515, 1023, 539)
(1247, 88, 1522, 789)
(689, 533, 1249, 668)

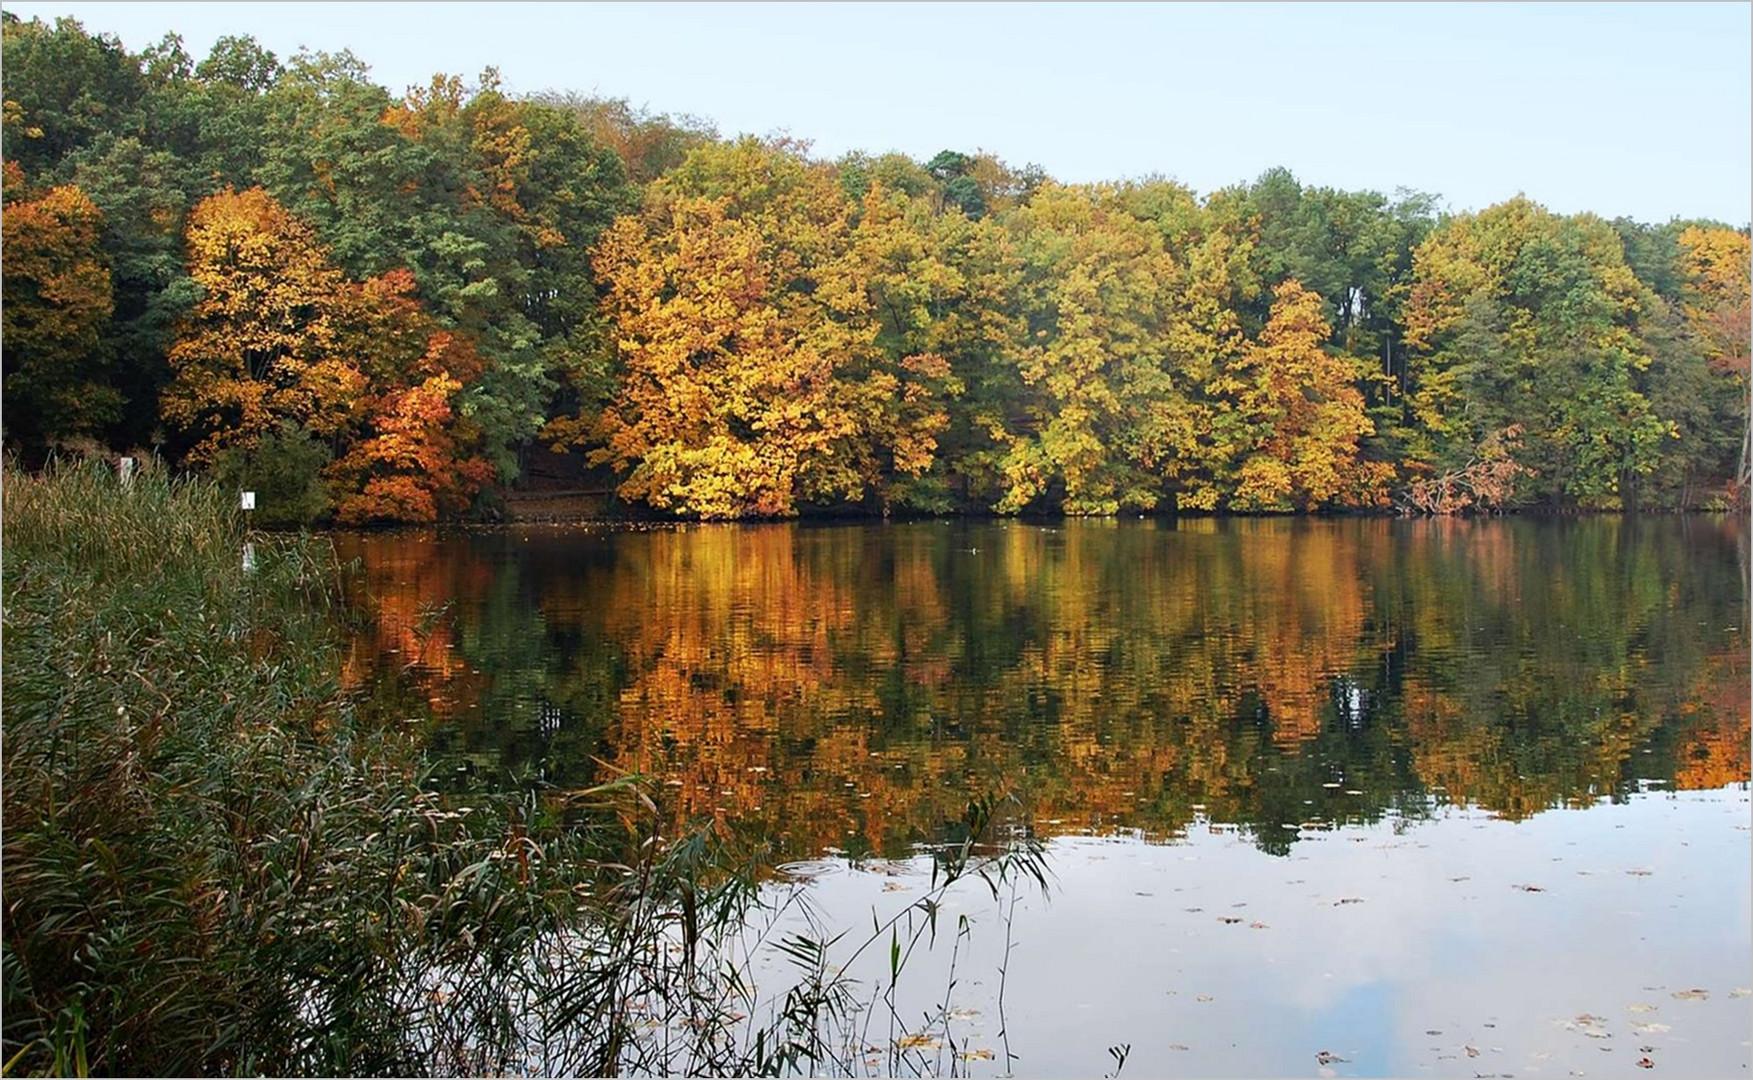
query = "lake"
(333, 516, 1750, 1077)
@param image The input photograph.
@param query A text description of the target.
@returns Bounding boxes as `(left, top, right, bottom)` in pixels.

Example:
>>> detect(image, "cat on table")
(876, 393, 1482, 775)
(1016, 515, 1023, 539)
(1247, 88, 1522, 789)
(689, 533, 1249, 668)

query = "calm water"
(334, 517, 1751, 1077)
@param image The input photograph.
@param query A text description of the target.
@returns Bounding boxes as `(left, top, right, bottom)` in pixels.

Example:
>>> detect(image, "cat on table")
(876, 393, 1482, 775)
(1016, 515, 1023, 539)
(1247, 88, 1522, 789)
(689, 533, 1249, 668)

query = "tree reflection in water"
(334, 517, 1749, 866)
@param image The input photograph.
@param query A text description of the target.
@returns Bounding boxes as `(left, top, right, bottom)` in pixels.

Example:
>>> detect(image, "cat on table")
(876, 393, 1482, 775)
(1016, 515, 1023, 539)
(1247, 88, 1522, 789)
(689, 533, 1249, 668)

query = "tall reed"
(1, 456, 1046, 1077)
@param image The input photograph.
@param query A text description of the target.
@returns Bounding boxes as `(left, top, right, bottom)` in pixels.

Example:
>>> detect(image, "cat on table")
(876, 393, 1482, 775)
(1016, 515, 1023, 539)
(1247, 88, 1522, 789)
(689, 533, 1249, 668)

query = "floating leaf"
(1671, 989, 1709, 1001)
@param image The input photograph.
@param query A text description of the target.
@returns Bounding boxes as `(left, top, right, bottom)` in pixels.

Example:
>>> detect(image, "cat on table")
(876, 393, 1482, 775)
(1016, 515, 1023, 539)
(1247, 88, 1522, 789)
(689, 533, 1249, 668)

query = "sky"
(4, 1, 1749, 225)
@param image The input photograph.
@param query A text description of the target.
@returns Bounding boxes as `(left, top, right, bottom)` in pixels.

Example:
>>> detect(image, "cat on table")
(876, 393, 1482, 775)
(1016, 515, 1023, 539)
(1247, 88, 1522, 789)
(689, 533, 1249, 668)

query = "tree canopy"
(4, 12, 1747, 520)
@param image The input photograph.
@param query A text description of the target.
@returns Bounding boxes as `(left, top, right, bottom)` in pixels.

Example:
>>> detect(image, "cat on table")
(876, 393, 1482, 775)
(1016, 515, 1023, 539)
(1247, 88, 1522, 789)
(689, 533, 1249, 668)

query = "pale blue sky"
(5, 2, 1749, 224)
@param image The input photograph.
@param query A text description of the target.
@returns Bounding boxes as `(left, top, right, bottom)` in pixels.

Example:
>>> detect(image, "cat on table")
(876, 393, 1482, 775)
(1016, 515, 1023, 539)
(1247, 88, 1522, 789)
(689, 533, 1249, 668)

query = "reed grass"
(1, 455, 1047, 1077)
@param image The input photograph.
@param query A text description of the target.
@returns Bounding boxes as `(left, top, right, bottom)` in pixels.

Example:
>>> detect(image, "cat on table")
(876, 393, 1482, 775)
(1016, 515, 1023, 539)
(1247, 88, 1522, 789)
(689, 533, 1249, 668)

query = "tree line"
(4, 13, 1748, 522)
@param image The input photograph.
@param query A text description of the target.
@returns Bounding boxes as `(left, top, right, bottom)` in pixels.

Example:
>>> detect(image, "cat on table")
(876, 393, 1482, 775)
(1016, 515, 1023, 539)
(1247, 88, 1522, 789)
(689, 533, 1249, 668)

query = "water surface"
(334, 517, 1750, 1076)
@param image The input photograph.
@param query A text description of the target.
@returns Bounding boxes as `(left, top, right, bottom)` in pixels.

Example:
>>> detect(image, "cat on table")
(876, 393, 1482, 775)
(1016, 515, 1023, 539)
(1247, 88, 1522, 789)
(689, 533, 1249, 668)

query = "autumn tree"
(590, 138, 957, 519)
(845, 179, 1024, 511)
(1676, 225, 1752, 496)
(260, 62, 633, 480)
(994, 182, 1245, 514)
(159, 187, 360, 461)
(0, 164, 119, 452)
(325, 270, 495, 524)
(1223, 280, 1388, 511)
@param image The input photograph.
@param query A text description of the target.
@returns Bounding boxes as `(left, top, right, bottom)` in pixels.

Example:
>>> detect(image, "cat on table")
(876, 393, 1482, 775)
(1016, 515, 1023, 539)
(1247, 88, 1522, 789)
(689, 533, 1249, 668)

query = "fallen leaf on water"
(1249, 921, 1269, 929)
(1185, 907, 1204, 913)
(957, 1049, 994, 1061)
(1627, 869, 1653, 877)
(1334, 897, 1365, 905)
(1730, 988, 1751, 998)
(1449, 876, 1471, 882)
(1196, 994, 1213, 1002)
(1513, 884, 1547, 892)
(897, 1034, 941, 1050)
(1627, 1004, 1658, 1013)
(1466, 1045, 1480, 1057)
(1583, 1030, 1610, 1039)
(1671, 989, 1709, 1001)
(1632, 1022, 1671, 1034)
(1170, 1043, 1189, 1051)
(1315, 1050, 1349, 1065)
(882, 882, 908, 892)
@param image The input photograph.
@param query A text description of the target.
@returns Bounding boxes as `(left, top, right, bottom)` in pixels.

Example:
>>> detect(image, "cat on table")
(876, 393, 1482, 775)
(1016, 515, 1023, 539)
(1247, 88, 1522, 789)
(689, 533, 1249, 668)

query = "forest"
(4, 13, 1749, 522)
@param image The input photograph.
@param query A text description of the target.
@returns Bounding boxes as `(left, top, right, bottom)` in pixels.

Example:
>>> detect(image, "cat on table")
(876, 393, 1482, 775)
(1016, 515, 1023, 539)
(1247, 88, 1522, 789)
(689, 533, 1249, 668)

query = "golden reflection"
(336, 518, 1750, 858)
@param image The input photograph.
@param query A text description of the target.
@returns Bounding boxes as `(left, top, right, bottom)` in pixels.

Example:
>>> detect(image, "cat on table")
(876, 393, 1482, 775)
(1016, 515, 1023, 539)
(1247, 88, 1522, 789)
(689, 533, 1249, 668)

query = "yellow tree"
(844, 180, 1020, 510)
(161, 187, 361, 461)
(1677, 225, 1752, 493)
(0, 162, 119, 450)
(591, 139, 955, 518)
(996, 182, 1241, 514)
(1224, 280, 1385, 511)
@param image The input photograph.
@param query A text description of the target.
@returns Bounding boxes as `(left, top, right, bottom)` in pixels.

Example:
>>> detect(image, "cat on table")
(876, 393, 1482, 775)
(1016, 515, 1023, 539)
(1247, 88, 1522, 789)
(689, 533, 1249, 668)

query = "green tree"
(1403, 197, 1671, 508)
